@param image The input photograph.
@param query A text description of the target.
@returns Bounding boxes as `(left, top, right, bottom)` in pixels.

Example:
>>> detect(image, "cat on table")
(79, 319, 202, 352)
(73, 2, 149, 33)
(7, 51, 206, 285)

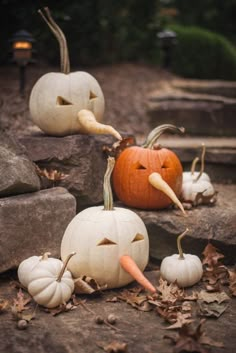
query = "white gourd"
(160, 229, 203, 288)
(18, 252, 50, 288)
(61, 157, 155, 292)
(27, 253, 75, 308)
(181, 143, 216, 205)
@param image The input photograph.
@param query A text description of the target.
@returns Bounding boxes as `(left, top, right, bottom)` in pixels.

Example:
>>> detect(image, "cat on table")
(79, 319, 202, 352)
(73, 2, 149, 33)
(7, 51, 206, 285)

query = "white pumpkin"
(28, 253, 75, 308)
(29, 8, 121, 140)
(61, 157, 156, 293)
(181, 143, 216, 205)
(18, 252, 50, 288)
(160, 229, 203, 288)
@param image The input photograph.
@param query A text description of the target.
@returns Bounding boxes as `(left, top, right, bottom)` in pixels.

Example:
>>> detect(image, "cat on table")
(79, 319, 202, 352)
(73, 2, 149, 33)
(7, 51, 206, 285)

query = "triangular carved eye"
(134, 162, 146, 170)
(89, 91, 97, 100)
(97, 238, 117, 246)
(132, 233, 144, 242)
(56, 96, 73, 105)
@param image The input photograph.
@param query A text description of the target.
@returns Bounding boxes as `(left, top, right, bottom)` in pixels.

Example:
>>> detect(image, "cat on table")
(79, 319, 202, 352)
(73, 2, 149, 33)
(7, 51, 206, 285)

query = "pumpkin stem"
(38, 7, 70, 74)
(41, 252, 51, 260)
(78, 110, 122, 140)
(191, 157, 199, 175)
(194, 143, 206, 182)
(57, 252, 76, 282)
(142, 124, 185, 149)
(148, 172, 186, 215)
(177, 228, 189, 259)
(103, 157, 115, 211)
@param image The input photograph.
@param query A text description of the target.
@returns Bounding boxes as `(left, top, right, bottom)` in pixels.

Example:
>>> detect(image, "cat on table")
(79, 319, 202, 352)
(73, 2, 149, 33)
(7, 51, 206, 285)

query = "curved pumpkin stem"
(148, 172, 186, 215)
(103, 157, 115, 211)
(78, 110, 122, 140)
(194, 143, 206, 182)
(191, 157, 199, 175)
(57, 252, 76, 282)
(177, 228, 189, 259)
(38, 7, 70, 74)
(142, 124, 185, 149)
(41, 252, 51, 260)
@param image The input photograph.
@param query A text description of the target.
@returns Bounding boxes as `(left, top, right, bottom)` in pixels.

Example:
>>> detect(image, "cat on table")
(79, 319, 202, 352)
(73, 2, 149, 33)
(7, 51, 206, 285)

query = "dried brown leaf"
(197, 300, 229, 318)
(117, 289, 148, 310)
(164, 320, 219, 353)
(0, 299, 9, 312)
(74, 276, 107, 294)
(165, 312, 194, 330)
(198, 290, 230, 304)
(202, 243, 224, 267)
(12, 289, 31, 313)
(45, 302, 77, 316)
(103, 137, 135, 158)
(157, 278, 184, 303)
(96, 340, 128, 353)
(228, 268, 236, 296)
(36, 166, 68, 182)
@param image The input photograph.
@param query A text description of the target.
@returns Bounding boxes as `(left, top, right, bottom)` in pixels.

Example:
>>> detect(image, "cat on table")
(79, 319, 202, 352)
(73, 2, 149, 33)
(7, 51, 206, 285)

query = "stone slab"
(147, 86, 236, 136)
(19, 133, 115, 210)
(0, 270, 235, 353)
(135, 184, 236, 265)
(0, 131, 40, 197)
(0, 187, 76, 273)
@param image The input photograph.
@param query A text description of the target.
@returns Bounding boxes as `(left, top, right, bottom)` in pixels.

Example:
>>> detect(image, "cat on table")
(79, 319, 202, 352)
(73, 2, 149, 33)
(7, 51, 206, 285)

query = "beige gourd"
(160, 229, 203, 287)
(18, 253, 50, 288)
(181, 144, 216, 206)
(61, 157, 156, 293)
(29, 7, 121, 140)
(27, 252, 75, 308)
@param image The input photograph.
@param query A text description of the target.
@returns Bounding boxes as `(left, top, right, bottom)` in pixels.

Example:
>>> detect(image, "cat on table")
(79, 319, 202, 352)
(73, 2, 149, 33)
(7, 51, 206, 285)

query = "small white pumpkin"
(160, 228, 203, 288)
(28, 253, 75, 308)
(29, 8, 121, 140)
(61, 157, 156, 293)
(181, 143, 216, 206)
(18, 252, 50, 288)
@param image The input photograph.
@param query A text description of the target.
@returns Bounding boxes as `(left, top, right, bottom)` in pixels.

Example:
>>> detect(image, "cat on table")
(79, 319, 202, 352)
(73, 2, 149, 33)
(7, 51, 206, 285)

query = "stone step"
(135, 135, 236, 183)
(133, 184, 236, 265)
(0, 187, 76, 273)
(147, 80, 236, 136)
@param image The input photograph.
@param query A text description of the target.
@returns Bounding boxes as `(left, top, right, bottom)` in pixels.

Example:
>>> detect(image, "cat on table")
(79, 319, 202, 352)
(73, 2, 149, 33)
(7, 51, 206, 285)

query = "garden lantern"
(157, 29, 177, 69)
(10, 30, 35, 95)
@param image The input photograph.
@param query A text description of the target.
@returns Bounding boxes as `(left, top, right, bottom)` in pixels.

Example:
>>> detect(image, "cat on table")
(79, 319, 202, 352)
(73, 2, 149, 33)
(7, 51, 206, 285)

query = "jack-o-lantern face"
(60, 206, 149, 289)
(113, 145, 183, 209)
(29, 71, 105, 136)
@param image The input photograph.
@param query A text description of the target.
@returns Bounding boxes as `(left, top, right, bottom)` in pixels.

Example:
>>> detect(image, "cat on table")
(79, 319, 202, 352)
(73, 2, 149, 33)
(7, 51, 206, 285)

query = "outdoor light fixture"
(10, 29, 35, 95)
(157, 29, 177, 69)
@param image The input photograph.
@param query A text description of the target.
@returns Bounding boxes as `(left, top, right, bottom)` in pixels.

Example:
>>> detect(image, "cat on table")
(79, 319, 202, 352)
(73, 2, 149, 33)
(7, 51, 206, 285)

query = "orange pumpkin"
(112, 124, 185, 211)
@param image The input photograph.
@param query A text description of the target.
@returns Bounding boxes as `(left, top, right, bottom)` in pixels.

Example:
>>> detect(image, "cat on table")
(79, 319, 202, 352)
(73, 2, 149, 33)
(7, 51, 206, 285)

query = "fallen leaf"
(228, 269, 236, 296)
(0, 299, 9, 312)
(45, 302, 77, 316)
(96, 340, 128, 353)
(117, 289, 150, 311)
(165, 312, 194, 330)
(157, 278, 184, 304)
(164, 320, 222, 353)
(36, 166, 68, 183)
(198, 290, 230, 304)
(197, 300, 228, 318)
(12, 289, 31, 313)
(74, 276, 107, 294)
(103, 137, 135, 159)
(202, 243, 224, 267)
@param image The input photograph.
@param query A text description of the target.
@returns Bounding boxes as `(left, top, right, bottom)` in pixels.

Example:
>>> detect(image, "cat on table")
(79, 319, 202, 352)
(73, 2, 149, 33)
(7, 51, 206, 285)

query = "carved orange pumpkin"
(112, 124, 185, 210)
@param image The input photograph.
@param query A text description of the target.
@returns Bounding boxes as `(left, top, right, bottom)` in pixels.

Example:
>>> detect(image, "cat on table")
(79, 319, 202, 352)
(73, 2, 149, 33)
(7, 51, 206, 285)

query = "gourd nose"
(119, 255, 156, 294)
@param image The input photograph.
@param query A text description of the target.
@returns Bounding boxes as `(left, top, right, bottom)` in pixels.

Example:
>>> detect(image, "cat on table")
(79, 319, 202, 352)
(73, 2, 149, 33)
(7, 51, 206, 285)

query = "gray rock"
(0, 131, 40, 197)
(147, 85, 236, 136)
(135, 184, 236, 265)
(0, 187, 76, 273)
(19, 134, 115, 210)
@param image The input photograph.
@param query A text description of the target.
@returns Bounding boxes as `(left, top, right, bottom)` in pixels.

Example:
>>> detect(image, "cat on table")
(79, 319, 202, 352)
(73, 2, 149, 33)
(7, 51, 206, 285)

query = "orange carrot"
(119, 255, 156, 294)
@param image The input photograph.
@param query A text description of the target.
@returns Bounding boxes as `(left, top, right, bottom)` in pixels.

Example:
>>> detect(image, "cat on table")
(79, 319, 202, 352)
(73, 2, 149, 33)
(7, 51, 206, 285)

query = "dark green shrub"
(168, 24, 236, 80)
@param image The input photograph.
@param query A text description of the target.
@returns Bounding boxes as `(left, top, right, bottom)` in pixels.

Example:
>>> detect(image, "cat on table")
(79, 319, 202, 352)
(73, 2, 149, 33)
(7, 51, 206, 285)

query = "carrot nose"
(119, 255, 156, 294)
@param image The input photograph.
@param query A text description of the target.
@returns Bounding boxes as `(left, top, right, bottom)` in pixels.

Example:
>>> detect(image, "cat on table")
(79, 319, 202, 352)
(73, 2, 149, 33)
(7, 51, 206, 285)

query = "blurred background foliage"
(1, 0, 236, 79)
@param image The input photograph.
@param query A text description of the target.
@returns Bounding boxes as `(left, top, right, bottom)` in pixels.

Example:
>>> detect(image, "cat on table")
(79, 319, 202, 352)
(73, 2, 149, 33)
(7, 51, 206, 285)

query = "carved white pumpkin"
(29, 8, 121, 140)
(160, 229, 203, 287)
(61, 157, 156, 293)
